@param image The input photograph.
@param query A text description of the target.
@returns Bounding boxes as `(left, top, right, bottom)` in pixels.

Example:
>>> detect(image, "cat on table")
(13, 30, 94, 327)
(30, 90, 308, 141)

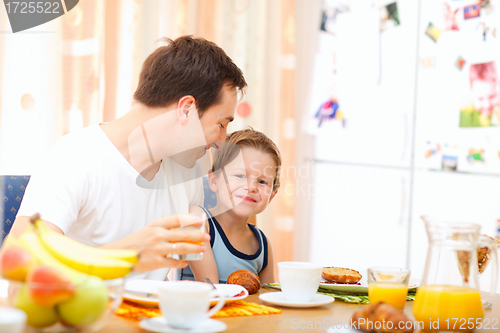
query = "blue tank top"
(177, 207, 268, 283)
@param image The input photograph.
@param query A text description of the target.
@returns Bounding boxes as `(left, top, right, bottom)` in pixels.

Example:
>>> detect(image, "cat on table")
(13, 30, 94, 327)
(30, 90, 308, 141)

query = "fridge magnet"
(490, 106, 500, 125)
(480, 0, 494, 14)
(425, 142, 441, 158)
(442, 155, 458, 171)
(420, 56, 436, 69)
(464, 4, 481, 19)
(320, 1, 349, 35)
(379, 2, 400, 32)
(459, 61, 499, 127)
(425, 23, 442, 42)
(480, 0, 491, 8)
(476, 22, 496, 41)
(467, 148, 485, 163)
(441, 144, 458, 171)
(455, 56, 466, 70)
(444, 3, 460, 31)
(314, 98, 344, 128)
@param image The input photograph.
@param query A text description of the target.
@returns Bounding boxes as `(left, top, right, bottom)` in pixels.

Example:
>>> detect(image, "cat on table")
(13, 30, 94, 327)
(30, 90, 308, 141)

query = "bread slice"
(322, 267, 362, 284)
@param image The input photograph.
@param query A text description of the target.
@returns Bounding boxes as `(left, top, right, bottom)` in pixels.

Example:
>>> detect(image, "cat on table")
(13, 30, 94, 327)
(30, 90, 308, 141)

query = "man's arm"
(7, 216, 64, 239)
(5, 215, 211, 273)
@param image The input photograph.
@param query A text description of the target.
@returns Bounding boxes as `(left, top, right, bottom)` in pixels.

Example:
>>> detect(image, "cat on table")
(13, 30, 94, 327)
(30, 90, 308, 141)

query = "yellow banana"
(35, 221, 139, 264)
(35, 220, 134, 279)
(16, 226, 91, 286)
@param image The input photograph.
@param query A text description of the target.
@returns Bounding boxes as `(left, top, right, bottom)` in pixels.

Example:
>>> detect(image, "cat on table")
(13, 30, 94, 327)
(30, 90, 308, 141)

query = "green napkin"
(265, 283, 416, 305)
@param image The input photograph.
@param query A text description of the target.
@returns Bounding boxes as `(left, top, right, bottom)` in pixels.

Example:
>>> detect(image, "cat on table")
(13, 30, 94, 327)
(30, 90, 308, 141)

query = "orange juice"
(413, 285, 484, 332)
(368, 282, 408, 310)
(176, 227, 204, 245)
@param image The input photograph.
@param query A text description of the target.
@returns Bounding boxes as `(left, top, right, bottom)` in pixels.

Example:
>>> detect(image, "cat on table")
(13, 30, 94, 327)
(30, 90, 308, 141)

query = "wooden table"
(96, 289, 500, 333)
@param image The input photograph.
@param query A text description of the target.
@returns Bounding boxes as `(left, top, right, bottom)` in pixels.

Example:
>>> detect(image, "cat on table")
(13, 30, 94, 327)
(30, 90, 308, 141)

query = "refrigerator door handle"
(402, 112, 408, 162)
(399, 176, 406, 226)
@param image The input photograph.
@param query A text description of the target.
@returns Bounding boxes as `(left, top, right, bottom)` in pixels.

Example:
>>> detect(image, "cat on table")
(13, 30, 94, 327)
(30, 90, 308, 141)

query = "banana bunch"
(0, 214, 139, 328)
(35, 220, 138, 279)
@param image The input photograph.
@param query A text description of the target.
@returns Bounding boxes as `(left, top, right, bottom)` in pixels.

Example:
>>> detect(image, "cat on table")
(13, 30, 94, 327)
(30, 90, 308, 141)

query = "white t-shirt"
(18, 124, 204, 280)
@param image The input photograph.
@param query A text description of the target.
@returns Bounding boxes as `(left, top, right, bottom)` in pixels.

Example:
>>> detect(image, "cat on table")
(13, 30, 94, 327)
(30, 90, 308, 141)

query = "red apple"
(27, 265, 76, 306)
(0, 246, 33, 281)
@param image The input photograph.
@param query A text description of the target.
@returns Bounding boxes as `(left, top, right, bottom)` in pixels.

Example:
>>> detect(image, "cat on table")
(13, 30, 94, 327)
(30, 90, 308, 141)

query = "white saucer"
(259, 292, 334, 308)
(139, 317, 227, 333)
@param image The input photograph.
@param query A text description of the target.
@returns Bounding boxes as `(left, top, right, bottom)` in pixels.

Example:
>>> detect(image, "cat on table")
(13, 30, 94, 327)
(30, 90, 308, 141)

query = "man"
(8, 36, 247, 279)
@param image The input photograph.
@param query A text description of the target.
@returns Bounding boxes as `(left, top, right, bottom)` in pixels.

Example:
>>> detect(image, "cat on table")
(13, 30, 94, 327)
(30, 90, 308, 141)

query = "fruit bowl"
(1, 277, 124, 333)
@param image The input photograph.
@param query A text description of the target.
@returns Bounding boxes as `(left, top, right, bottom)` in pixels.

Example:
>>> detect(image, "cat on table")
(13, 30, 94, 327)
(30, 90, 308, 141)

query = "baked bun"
(352, 302, 413, 333)
(227, 270, 260, 294)
(322, 267, 362, 284)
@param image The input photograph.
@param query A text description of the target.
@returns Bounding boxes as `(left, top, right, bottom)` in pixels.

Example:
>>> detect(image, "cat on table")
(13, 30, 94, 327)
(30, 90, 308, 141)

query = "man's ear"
(208, 169, 218, 192)
(176, 95, 196, 125)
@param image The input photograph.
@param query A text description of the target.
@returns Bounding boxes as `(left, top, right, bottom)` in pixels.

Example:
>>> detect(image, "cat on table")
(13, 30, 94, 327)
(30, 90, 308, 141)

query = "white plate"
(326, 327, 358, 333)
(123, 279, 248, 306)
(319, 277, 420, 294)
(139, 317, 227, 333)
(259, 292, 334, 308)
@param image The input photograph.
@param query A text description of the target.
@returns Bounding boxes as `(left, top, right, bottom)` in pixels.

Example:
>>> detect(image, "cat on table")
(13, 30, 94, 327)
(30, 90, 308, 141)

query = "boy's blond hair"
(212, 128, 281, 191)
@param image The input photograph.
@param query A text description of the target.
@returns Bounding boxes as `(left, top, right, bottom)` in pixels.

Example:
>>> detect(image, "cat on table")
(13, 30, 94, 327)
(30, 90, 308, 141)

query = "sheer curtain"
(0, 0, 297, 266)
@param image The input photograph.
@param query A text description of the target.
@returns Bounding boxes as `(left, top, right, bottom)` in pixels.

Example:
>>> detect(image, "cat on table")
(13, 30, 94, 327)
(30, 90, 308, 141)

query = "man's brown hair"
(134, 35, 247, 116)
(212, 128, 281, 191)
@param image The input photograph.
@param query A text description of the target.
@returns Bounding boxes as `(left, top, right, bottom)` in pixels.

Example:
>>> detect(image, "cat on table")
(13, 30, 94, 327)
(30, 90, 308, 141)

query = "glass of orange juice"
(172, 213, 207, 261)
(367, 267, 411, 310)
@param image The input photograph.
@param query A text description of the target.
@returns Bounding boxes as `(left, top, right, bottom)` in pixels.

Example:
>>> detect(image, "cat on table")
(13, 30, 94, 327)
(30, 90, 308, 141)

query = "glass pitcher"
(413, 216, 498, 332)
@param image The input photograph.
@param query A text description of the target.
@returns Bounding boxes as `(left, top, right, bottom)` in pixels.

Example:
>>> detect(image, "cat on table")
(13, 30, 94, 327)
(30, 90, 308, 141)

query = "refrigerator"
(305, 0, 500, 292)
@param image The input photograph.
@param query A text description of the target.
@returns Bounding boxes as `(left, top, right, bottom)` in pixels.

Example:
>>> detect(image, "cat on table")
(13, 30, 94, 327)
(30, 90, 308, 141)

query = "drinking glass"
(171, 213, 207, 261)
(367, 267, 411, 310)
(476, 234, 499, 309)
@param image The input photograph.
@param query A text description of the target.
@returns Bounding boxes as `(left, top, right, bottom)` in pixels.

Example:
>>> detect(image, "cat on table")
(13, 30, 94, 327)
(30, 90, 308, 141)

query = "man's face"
(471, 79, 499, 118)
(198, 84, 238, 158)
(169, 84, 237, 168)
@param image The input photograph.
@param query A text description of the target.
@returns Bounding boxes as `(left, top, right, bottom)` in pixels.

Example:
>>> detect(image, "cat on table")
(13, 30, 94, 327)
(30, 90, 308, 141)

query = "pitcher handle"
(487, 241, 498, 297)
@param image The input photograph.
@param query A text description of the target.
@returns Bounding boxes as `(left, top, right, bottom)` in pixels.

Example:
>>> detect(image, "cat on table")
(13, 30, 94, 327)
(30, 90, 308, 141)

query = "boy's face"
(471, 79, 499, 118)
(210, 147, 277, 217)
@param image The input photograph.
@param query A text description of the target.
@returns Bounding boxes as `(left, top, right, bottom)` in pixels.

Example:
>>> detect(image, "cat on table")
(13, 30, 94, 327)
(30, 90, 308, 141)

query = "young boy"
(177, 129, 281, 283)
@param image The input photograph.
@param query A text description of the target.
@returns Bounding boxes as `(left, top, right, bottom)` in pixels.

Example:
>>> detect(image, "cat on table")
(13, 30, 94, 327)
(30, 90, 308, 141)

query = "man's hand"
(101, 214, 210, 272)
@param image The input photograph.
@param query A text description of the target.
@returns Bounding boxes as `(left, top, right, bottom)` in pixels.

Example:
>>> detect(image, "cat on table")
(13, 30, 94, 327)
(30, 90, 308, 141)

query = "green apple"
(15, 284, 59, 328)
(57, 276, 109, 326)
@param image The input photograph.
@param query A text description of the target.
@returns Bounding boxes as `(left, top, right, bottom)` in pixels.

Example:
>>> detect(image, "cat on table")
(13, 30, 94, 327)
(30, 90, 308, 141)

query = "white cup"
(278, 262, 322, 303)
(158, 281, 225, 329)
(0, 306, 26, 333)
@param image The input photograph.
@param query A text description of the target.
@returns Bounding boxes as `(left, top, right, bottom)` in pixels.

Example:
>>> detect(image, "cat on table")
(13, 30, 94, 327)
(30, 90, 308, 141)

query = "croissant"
(226, 270, 260, 294)
(352, 302, 414, 333)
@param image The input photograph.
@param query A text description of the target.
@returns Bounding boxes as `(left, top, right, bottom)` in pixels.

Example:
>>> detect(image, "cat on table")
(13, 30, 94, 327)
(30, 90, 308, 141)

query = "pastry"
(458, 234, 500, 282)
(352, 302, 414, 333)
(322, 267, 362, 284)
(226, 270, 260, 294)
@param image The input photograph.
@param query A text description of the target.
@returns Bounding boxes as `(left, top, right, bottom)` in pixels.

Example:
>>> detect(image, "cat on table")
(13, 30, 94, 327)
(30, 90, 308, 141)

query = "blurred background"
(1, 0, 500, 290)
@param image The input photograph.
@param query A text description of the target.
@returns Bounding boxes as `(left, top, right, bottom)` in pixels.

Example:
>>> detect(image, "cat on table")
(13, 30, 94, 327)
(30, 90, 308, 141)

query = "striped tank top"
(177, 206, 268, 283)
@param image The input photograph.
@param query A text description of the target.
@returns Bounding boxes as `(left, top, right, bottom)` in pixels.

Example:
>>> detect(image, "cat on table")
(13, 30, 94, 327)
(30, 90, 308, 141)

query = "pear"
(14, 284, 59, 328)
(57, 276, 109, 327)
